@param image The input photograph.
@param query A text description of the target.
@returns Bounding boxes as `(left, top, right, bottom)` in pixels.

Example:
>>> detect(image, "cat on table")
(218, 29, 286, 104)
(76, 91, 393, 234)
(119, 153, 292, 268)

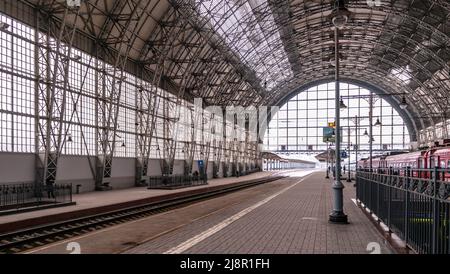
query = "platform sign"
(323, 127, 335, 143)
(341, 151, 348, 158)
(328, 122, 335, 128)
(197, 160, 204, 168)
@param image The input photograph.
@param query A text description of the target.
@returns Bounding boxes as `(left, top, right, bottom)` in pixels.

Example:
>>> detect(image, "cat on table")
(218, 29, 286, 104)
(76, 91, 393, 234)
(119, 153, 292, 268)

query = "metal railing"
(356, 167, 450, 254)
(0, 183, 73, 213)
(147, 174, 208, 189)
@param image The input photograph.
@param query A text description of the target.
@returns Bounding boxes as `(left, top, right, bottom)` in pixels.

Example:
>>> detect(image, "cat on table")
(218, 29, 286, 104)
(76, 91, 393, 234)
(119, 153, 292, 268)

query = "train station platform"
(0, 171, 285, 234)
(26, 170, 394, 254)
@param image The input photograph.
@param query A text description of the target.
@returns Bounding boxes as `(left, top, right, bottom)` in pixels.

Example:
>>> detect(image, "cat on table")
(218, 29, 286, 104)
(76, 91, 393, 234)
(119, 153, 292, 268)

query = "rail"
(356, 167, 450, 254)
(0, 175, 285, 253)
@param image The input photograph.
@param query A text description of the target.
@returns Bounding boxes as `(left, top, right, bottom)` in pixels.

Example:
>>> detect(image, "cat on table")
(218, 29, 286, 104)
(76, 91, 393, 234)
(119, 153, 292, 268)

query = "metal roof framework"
(1, 0, 449, 140)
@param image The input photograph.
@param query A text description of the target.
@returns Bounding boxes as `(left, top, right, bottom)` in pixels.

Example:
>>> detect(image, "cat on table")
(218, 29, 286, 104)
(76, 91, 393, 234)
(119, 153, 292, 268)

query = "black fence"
(147, 174, 208, 189)
(0, 183, 73, 213)
(356, 167, 450, 254)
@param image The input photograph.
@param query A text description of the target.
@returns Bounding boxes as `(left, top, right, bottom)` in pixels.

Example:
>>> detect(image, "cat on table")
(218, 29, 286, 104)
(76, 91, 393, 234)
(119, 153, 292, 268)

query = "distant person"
(343, 166, 346, 174)
(193, 171, 199, 180)
(46, 180, 55, 199)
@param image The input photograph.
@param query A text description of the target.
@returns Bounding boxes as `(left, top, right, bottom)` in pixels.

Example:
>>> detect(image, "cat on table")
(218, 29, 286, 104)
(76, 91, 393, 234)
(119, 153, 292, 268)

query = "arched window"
(264, 82, 410, 159)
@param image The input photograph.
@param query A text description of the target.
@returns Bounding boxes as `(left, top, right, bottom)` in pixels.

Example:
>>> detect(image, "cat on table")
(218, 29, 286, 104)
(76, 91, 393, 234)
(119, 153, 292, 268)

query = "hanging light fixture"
(67, 134, 73, 142)
(0, 22, 10, 30)
(72, 55, 82, 61)
(330, 0, 350, 29)
(399, 96, 408, 110)
(121, 142, 126, 147)
(374, 118, 382, 126)
(339, 97, 347, 109)
(363, 129, 369, 136)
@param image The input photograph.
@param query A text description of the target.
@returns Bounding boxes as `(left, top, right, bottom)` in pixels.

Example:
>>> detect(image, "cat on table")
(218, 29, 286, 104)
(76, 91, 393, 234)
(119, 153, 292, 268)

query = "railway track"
(0, 176, 286, 254)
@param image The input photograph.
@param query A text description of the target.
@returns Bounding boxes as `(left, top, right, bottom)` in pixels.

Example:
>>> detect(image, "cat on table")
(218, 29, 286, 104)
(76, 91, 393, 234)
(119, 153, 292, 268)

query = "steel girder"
(94, 0, 151, 190)
(35, 2, 81, 188)
(166, 0, 449, 134)
(135, 8, 184, 185)
(0, 0, 448, 167)
(5, 0, 449, 134)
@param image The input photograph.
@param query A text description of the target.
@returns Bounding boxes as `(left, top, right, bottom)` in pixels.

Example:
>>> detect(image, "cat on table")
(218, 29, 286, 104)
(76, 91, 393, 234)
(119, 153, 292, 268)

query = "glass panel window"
(264, 82, 410, 157)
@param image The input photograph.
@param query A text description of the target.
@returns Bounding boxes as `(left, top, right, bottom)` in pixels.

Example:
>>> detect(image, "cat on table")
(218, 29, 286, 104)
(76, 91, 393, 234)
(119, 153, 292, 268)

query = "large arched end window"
(264, 82, 410, 159)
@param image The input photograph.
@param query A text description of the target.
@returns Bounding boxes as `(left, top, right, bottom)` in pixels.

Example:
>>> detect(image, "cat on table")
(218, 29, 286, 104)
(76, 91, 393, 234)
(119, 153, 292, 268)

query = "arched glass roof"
(1, 0, 448, 144)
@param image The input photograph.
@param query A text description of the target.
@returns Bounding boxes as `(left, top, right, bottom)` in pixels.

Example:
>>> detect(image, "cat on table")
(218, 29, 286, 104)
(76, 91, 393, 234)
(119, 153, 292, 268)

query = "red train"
(358, 146, 450, 180)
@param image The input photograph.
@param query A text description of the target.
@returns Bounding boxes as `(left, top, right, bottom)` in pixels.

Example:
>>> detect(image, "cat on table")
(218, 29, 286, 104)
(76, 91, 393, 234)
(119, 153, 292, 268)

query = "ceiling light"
(374, 118, 382, 127)
(72, 55, 82, 61)
(399, 96, 408, 110)
(339, 97, 347, 109)
(0, 22, 10, 30)
(332, 14, 348, 28)
(330, 0, 350, 29)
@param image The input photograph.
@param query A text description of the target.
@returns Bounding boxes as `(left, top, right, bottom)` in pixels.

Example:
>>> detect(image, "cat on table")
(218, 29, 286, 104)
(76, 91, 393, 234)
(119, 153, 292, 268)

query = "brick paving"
(28, 175, 299, 254)
(125, 171, 393, 254)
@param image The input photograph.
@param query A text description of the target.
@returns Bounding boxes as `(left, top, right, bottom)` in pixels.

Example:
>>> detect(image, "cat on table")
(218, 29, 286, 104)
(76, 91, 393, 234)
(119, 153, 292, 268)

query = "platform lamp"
(339, 96, 347, 110)
(399, 96, 408, 110)
(374, 118, 382, 127)
(328, 0, 350, 224)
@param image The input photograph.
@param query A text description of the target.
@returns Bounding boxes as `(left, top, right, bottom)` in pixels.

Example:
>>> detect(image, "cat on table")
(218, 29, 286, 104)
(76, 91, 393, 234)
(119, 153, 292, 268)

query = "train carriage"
(358, 147, 450, 180)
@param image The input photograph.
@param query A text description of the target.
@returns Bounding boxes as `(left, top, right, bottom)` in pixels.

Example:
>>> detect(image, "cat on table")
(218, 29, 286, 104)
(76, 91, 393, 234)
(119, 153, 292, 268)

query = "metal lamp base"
(329, 212, 348, 224)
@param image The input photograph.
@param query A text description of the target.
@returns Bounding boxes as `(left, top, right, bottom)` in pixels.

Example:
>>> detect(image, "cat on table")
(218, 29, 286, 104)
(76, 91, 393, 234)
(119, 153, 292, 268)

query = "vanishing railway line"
(0, 176, 285, 254)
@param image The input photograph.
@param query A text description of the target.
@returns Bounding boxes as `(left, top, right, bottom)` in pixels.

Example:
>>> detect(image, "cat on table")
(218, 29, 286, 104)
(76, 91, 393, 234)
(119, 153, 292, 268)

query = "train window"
(447, 160, 450, 173)
(441, 160, 446, 168)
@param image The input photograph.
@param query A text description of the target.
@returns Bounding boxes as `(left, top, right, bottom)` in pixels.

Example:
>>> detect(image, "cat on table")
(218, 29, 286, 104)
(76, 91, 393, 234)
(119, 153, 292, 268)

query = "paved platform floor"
(123, 171, 393, 254)
(27, 170, 393, 254)
(0, 171, 283, 226)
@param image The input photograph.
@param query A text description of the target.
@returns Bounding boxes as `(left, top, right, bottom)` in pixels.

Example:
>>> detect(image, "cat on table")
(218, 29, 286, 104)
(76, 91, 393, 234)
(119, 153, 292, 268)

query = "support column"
(329, 25, 348, 224)
(36, 5, 81, 190)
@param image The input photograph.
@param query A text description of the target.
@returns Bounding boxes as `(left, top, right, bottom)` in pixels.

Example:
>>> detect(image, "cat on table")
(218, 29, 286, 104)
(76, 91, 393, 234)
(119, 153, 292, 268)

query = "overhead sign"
(323, 127, 335, 143)
(341, 151, 348, 158)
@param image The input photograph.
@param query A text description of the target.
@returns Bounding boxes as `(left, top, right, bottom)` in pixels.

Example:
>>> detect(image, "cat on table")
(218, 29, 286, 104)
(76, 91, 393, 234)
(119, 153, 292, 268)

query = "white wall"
(111, 157, 135, 189)
(173, 160, 185, 175)
(0, 152, 35, 184)
(206, 161, 214, 179)
(147, 159, 162, 176)
(0, 153, 251, 193)
(57, 155, 96, 192)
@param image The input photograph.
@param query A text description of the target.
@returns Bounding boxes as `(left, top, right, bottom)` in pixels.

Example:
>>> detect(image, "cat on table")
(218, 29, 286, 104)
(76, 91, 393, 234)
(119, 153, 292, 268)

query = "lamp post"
(326, 143, 330, 179)
(347, 126, 352, 182)
(329, 0, 349, 224)
(369, 93, 373, 172)
(353, 116, 359, 180)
